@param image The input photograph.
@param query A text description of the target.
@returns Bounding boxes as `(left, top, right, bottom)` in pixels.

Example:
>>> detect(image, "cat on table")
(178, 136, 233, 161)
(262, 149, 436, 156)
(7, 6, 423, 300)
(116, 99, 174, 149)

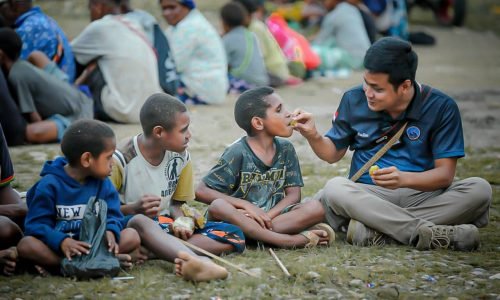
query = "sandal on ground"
(309, 223, 336, 246)
(299, 230, 321, 248)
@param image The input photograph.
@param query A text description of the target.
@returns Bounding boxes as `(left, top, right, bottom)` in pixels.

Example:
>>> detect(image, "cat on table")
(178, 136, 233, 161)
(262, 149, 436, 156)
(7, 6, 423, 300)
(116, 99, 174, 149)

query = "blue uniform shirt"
(14, 6, 76, 83)
(325, 83, 465, 184)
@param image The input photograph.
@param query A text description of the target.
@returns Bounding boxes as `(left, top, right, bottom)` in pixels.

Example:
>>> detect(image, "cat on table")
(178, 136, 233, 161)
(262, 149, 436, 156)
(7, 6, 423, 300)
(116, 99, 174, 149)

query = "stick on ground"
(268, 248, 291, 277)
(176, 237, 260, 278)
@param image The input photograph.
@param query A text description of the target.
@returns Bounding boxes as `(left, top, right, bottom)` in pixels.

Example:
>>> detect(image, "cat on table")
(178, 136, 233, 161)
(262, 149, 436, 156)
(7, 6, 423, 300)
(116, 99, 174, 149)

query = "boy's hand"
(135, 195, 161, 217)
(61, 238, 91, 260)
(291, 109, 318, 140)
(172, 217, 194, 240)
(241, 203, 272, 230)
(106, 231, 119, 255)
(370, 166, 405, 189)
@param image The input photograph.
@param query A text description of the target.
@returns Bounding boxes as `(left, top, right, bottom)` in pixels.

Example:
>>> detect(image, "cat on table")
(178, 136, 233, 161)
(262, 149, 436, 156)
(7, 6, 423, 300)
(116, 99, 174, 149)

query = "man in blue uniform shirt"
(292, 37, 491, 251)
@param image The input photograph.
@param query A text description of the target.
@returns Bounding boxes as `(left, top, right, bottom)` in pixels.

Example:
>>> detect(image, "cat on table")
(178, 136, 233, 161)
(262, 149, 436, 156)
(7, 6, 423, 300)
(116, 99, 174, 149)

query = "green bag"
(61, 191, 120, 279)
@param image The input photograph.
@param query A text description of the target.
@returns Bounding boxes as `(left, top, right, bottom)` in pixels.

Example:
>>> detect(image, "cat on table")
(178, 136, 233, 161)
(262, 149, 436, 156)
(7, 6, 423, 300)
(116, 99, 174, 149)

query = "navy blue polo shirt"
(325, 83, 464, 184)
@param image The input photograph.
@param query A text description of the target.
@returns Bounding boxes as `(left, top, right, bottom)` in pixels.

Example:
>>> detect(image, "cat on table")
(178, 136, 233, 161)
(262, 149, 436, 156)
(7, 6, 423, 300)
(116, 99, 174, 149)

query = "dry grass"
(1, 1, 499, 299)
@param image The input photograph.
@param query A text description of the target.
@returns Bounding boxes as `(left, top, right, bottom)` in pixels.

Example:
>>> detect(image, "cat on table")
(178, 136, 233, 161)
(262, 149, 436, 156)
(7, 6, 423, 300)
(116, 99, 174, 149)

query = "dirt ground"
(3, 1, 500, 299)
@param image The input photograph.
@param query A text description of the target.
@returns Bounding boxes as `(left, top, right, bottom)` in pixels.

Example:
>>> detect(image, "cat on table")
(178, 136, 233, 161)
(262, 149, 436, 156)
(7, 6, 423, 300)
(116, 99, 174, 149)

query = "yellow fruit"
(289, 120, 298, 126)
(369, 165, 379, 176)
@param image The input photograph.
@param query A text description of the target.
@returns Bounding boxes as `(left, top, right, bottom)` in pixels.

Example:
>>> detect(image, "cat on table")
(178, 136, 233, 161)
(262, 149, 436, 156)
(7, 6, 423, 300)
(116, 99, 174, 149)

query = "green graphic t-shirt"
(202, 137, 303, 212)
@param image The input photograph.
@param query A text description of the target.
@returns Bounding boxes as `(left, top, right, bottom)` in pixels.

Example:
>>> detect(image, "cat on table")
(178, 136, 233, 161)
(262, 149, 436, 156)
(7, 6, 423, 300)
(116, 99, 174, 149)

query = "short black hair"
(61, 119, 115, 166)
(0, 28, 22, 60)
(90, 0, 120, 6)
(364, 37, 418, 90)
(232, 0, 257, 14)
(234, 86, 274, 136)
(221, 2, 247, 28)
(140, 93, 187, 136)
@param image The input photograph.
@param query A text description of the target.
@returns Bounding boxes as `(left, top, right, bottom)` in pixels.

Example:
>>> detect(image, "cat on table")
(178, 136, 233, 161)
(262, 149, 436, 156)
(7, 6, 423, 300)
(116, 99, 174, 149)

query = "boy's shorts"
(122, 214, 245, 253)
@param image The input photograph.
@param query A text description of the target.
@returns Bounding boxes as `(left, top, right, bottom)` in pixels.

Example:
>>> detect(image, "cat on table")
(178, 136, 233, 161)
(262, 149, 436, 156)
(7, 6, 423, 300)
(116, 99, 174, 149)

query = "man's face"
(362, 71, 404, 113)
(158, 111, 192, 153)
(160, 0, 188, 26)
(88, 1, 104, 21)
(0, 2, 16, 25)
(261, 93, 294, 138)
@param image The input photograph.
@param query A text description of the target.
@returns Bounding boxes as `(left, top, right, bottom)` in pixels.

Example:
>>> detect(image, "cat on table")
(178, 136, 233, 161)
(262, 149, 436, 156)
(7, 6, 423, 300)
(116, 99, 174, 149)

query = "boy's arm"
(109, 156, 161, 217)
(0, 186, 27, 219)
(195, 181, 254, 210)
(196, 182, 272, 229)
(24, 187, 69, 253)
(267, 186, 301, 219)
(103, 179, 124, 243)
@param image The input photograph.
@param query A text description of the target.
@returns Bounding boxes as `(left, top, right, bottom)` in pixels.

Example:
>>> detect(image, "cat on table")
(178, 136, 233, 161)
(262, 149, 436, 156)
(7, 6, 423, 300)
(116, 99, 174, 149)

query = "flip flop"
(309, 223, 336, 246)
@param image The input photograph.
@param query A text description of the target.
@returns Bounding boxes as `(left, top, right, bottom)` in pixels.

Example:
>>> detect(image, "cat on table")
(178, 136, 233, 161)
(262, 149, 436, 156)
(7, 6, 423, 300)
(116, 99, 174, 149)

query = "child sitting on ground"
(233, 0, 302, 87)
(0, 28, 93, 144)
(196, 86, 334, 248)
(0, 124, 27, 275)
(110, 93, 240, 281)
(312, 0, 371, 72)
(17, 120, 140, 275)
(221, 2, 269, 93)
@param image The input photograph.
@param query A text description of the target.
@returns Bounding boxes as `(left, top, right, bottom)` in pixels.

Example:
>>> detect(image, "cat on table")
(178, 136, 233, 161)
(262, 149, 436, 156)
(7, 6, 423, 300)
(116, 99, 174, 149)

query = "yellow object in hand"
(181, 203, 206, 229)
(289, 120, 297, 127)
(369, 165, 379, 176)
(173, 216, 195, 231)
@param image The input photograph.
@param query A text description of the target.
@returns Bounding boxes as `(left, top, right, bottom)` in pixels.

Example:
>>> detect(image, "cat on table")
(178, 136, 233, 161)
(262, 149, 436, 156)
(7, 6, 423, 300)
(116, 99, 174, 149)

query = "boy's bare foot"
(117, 254, 133, 269)
(34, 265, 50, 277)
(129, 246, 149, 266)
(174, 251, 228, 282)
(0, 247, 18, 276)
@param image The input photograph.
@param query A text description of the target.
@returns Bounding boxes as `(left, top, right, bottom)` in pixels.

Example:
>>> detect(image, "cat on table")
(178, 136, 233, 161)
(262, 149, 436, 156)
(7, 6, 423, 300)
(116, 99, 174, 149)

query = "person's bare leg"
(17, 236, 61, 275)
(0, 216, 24, 276)
(271, 200, 327, 234)
(27, 51, 51, 69)
(127, 215, 201, 262)
(0, 216, 23, 249)
(25, 121, 58, 143)
(174, 251, 228, 282)
(208, 199, 328, 248)
(117, 228, 140, 268)
(186, 234, 235, 256)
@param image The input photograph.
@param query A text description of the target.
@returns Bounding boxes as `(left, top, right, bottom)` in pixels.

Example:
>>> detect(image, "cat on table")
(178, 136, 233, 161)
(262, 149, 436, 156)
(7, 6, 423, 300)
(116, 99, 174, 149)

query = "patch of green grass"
(4, 146, 499, 299)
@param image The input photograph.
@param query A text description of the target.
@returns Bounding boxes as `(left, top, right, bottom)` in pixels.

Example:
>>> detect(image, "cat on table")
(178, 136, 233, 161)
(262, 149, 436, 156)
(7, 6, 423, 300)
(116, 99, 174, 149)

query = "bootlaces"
(430, 226, 454, 249)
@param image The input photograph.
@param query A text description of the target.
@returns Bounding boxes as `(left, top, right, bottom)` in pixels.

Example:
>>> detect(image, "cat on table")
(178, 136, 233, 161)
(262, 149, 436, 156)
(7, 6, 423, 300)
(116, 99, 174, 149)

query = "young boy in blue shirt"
(17, 120, 140, 274)
(196, 87, 334, 248)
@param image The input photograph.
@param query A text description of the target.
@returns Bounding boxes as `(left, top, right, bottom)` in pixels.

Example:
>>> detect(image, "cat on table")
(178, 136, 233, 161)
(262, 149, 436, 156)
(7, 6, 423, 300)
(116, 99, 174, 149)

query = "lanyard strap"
(350, 121, 408, 182)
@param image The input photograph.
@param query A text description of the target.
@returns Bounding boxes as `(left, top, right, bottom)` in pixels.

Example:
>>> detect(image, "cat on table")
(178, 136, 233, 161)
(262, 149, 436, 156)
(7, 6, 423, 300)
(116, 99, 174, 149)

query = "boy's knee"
(127, 214, 150, 231)
(299, 200, 325, 219)
(0, 216, 21, 239)
(16, 236, 38, 258)
(120, 228, 141, 251)
(207, 198, 230, 219)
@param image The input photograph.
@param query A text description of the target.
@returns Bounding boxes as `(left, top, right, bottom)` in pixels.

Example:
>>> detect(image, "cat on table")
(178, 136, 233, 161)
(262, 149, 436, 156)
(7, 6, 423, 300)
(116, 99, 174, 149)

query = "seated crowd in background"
(0, 0, 435, 147)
